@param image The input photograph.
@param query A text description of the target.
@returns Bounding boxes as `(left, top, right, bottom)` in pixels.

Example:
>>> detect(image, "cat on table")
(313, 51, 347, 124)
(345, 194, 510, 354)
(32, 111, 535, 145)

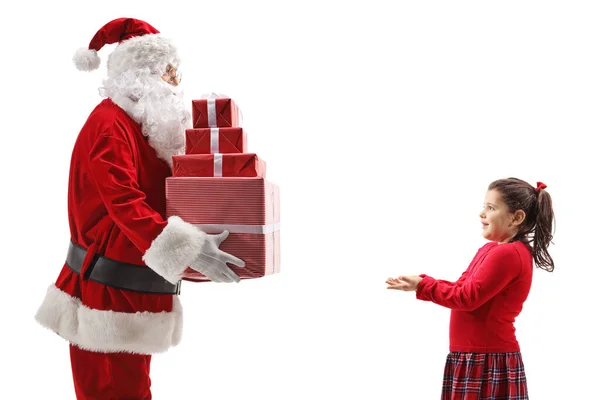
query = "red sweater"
(416, 241, 533, 353)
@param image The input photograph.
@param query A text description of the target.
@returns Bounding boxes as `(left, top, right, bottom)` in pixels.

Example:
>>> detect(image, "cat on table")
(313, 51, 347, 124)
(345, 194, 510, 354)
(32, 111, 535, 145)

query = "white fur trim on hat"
(107, 34, 180, 77)
(73, 47, 101, 71)
(34, 284, 183, 354)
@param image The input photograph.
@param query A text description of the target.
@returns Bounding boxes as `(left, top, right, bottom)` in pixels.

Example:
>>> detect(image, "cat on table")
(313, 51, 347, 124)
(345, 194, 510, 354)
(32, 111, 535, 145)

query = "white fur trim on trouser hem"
(34, 284, 183, 355)
(143, 215, 206, 284)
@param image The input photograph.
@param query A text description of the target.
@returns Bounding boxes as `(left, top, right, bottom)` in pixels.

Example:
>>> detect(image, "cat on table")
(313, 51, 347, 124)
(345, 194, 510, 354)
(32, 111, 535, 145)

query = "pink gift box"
(165, 177, 280, 282)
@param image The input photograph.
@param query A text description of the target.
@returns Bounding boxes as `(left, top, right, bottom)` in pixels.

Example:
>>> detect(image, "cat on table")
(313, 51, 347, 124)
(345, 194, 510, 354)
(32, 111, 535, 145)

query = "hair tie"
(535, 181, 547, 193)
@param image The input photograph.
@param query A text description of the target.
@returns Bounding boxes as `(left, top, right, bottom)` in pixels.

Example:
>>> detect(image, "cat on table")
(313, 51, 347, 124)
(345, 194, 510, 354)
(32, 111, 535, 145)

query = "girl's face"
(480, 189, 523, 243)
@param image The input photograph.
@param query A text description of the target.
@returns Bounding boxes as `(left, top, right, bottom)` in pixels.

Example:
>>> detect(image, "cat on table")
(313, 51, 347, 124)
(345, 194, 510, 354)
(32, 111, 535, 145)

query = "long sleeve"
(416, 245, 523, 311)
(88, 133, 166, 252)
(88, 127, 206, 284)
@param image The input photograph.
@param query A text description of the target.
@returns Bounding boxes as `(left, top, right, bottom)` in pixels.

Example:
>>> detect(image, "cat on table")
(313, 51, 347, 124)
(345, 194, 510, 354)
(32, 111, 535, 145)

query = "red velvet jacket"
(35, 99, 207, 354)
(417, 241, 533, 353)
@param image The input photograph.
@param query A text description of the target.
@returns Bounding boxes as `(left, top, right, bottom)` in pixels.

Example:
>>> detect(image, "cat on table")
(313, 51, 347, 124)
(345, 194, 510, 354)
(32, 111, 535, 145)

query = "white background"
(1, 1, 599, 399)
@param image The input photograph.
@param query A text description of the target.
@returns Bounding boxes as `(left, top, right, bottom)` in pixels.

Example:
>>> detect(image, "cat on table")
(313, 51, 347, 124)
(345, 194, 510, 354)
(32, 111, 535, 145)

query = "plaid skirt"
(441, 352, 528, 400)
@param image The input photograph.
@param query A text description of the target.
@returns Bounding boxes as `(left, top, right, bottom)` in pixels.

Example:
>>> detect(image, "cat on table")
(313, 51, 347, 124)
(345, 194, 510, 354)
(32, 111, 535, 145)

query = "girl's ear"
(512, 209, 526, 227)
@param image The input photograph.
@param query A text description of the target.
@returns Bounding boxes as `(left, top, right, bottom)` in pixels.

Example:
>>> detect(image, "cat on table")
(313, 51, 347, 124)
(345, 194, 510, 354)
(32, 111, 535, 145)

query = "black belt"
(66, 241, 181, 295)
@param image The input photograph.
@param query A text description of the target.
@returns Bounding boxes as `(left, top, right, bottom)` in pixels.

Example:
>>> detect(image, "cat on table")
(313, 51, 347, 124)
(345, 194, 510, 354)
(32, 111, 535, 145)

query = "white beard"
(99, 69, 191, 168)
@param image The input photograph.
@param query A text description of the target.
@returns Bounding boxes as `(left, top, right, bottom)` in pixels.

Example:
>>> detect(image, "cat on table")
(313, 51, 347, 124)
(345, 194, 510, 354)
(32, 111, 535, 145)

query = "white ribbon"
(200, 92, 243, 127)
(214, 153, 223, 177)
(210, 128, 219, 153)
(201, 92, 228, 99)
(207, 98, 217, 127)
(194, 223, 281, 235)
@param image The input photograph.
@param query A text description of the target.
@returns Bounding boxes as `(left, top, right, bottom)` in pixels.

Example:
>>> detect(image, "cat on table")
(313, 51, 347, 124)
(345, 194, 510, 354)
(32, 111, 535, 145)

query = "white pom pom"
(73, 48, 100, 71)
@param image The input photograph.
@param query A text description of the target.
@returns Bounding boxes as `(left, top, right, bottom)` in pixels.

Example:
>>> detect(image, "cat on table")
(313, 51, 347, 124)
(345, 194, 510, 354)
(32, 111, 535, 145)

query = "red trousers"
(69, 344, 152, 399)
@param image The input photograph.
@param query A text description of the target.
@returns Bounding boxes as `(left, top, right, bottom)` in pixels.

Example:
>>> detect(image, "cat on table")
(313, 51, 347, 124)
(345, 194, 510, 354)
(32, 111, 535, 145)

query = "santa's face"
(161, 65, 181, 87)
(139, 74, 189, 165)
(100, 65, 191, 167)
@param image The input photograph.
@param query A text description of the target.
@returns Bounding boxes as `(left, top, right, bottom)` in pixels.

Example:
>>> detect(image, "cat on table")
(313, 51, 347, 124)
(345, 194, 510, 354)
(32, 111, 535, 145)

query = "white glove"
(190, 231, 245, 283)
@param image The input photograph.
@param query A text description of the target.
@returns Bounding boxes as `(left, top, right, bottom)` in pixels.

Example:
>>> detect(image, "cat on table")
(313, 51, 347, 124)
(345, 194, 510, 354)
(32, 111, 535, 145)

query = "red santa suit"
(34, 18, 211, 400)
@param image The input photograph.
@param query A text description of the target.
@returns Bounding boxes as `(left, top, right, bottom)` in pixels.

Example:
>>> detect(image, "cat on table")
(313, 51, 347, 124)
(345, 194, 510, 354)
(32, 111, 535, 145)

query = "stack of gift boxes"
(166, 94, 281, 282)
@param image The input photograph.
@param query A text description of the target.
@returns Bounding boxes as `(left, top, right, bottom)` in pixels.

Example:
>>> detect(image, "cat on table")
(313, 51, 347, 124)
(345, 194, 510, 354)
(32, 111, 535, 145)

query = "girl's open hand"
(386, 275, 423, 292)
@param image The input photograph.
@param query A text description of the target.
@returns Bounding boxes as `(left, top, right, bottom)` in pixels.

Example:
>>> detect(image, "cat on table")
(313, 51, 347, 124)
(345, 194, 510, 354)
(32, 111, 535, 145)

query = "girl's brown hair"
(488, 178, 555, 272)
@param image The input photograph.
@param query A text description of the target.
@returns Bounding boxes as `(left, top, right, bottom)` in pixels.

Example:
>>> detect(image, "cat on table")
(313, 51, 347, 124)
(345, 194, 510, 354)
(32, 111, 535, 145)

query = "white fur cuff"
(143, 216, 206, 284)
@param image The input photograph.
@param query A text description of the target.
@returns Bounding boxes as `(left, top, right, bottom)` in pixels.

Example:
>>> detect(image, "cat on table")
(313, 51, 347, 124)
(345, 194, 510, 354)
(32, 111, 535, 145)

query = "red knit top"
(416, 241, 533, 353)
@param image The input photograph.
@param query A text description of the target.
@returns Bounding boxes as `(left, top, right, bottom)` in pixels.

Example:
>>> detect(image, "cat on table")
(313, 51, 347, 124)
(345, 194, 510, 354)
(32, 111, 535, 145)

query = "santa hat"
(73, 18, 180, 77)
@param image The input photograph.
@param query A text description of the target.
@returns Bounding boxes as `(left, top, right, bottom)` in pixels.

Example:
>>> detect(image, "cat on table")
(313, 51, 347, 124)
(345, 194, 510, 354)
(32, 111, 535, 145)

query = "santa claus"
(34, 17, 244, 400)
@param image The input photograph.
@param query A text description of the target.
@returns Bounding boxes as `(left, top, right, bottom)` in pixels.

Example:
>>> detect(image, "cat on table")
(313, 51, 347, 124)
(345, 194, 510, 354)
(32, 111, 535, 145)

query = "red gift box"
(192, 97, 240, 128)
(166, 177, 281, 281)
(185, 127, 247, 154)
(172, 153, 265, 178)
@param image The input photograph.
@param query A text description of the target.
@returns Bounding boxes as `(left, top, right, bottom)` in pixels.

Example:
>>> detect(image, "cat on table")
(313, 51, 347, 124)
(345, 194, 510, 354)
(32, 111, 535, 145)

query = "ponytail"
(532, 188, 555, 272)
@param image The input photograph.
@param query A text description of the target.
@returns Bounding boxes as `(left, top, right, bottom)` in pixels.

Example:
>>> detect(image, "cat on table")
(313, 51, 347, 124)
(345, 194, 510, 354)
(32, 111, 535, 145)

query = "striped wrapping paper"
(192, 97, 241, 128)
(185, 127, 247, 154)
(166, 177, 280, 282)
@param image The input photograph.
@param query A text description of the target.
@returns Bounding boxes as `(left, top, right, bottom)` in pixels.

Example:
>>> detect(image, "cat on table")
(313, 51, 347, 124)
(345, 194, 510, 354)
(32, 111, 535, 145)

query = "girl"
(386, 177, 554, 400)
